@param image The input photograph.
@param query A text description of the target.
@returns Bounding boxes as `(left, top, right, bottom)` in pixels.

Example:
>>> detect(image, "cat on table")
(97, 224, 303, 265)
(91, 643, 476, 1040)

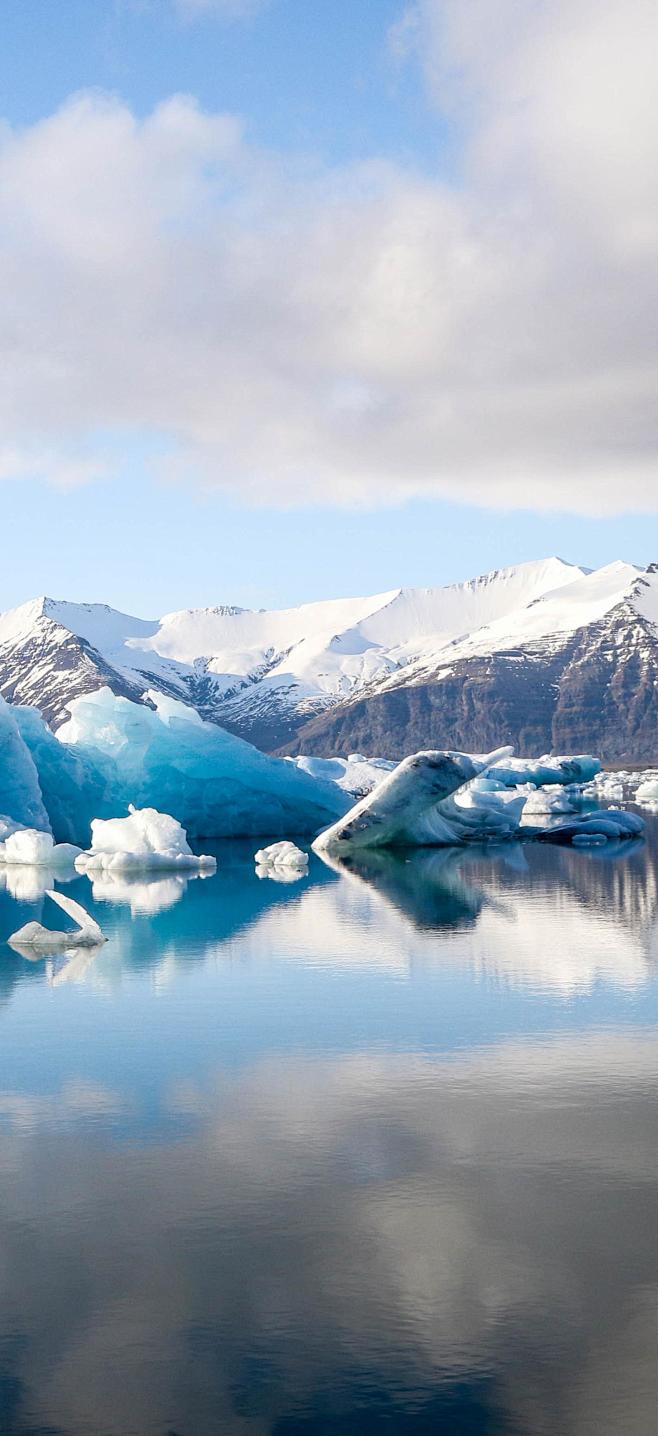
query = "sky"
(1, 0, 657, 615)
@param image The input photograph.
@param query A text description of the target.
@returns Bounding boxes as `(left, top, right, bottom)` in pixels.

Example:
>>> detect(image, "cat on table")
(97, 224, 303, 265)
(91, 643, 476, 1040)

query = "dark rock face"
(280, 602, 658, 763)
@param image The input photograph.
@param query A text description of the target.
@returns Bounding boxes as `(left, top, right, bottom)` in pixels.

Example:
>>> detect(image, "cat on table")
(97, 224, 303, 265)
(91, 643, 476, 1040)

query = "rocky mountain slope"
(1, 557, 658, 761)
(283, 563, 658, 763)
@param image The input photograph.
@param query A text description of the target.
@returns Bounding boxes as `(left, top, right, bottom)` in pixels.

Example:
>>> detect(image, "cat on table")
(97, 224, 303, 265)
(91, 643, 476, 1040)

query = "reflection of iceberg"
(309, 841, 657, 992)
(320, 846, 496, 932)
(0, 861, 78, 903)
(87, 870, 199, 915)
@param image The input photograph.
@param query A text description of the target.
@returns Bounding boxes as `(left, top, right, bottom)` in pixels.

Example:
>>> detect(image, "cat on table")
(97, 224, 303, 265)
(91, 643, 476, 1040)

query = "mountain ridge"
(1, 557, 657, 760)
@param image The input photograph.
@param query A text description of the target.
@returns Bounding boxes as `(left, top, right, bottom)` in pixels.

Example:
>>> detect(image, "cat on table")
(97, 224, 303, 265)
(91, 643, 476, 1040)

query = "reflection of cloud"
(0, 1079, 125, 1132)
(0, 1038, 657, 1434)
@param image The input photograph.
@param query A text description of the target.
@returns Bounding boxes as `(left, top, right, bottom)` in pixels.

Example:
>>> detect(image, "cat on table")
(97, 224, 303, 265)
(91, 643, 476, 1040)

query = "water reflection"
(0, 828, 657, 1433)
(0, 1038, 656, 1435)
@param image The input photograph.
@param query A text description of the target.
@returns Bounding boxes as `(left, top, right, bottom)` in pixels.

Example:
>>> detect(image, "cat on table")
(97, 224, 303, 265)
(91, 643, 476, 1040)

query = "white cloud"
(0, 0, 657, 514)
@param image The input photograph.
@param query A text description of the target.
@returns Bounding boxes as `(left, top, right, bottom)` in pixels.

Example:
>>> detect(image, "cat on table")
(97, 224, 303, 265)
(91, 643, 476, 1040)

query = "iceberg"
(254, 841, 309, 872)
(0, 696, 50, 832)
(57, 689, 350, 840)
(287, 754, 397, 798)
(75, 806, 216, 874)
(534, 810, 644, 844)
(521, 783, 590, 816)
(488, 754, 601, 787)
(8, 890, 106, 950)
(13, 702, 105, 844)
(634, 776, 658, 805)
(0, 829, 82, 867)
(313, 747, 516, 855)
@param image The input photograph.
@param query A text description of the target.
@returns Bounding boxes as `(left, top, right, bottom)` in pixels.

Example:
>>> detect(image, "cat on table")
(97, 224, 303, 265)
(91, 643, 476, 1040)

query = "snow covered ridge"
(5, 557, 657, 757)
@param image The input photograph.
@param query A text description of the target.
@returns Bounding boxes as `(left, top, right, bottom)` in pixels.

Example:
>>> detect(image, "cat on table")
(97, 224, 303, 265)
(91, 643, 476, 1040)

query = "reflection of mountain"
(0, 1037, 657, 1435)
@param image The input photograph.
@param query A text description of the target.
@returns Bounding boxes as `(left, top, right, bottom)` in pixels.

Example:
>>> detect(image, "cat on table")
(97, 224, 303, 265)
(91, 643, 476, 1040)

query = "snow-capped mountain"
(286, 560, 658, 762)
(1, 556, 658, 760)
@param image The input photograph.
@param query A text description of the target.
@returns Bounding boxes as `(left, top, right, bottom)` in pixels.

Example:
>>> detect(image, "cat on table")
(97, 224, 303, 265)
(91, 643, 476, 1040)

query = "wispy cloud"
(0, 0, 657, 513)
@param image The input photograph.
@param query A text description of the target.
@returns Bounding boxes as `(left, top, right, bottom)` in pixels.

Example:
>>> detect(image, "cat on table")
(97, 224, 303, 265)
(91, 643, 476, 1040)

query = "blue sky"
(1, 0, 656, 615)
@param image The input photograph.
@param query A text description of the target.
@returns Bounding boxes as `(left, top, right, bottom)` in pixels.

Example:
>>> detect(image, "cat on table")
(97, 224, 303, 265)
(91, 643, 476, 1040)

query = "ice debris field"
(0, 687, 650, 908)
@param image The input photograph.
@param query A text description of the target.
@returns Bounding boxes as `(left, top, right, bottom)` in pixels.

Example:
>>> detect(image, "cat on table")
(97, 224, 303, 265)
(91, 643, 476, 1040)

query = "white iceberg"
(287, 754, 397, 798)
(521, 783, 590, 816)
(8, 890, 106, 950)
(0, 828, 82, 867)
(489, 754, 601, 787)
(634, 776, 658, 805)
(75, 806, 217, 874)
(313, 746, 516, 855)
(254, 841, 309, 872)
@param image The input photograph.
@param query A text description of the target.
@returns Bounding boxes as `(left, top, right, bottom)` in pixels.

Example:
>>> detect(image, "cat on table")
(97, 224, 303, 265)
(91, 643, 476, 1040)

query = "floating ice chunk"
(75, 805, 217, 874)
(634, 776, 658, 804)
(522, 784, 589, 816)
(254, 841, 309, 871)
(0, 814, 27, 842)
(288, 754, 397, 798)
(313, 747, 515, 854)
(8, 889, 106, 950)
(586, 774, 625, 803)
(490, 754, 601, 788)
(536, 810, 644, 844)
(0, 829, 83, 867)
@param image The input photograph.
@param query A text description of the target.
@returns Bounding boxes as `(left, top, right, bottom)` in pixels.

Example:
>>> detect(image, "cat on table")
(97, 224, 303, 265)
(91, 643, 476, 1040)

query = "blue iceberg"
(4, 688, 349, 844)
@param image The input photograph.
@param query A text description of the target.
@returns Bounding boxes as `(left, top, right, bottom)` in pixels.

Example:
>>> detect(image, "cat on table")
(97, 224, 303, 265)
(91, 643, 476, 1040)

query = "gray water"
(1, 821, 657, 1435)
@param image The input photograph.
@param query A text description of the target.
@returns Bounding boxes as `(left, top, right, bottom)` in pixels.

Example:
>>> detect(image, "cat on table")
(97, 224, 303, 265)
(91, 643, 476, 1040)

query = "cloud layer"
(0, 0, 657, 511)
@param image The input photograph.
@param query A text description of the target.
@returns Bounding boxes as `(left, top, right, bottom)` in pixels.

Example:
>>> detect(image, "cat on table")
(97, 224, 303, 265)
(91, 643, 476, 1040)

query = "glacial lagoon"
(1, 820, 658, 1435)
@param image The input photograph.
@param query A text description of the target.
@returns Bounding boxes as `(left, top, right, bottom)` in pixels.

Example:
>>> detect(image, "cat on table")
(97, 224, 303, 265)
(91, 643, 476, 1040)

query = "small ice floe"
(535, 810, 644, 845)
(8, 890, 106, 951)
(75, 806, 216, 874)
(0, 828, 82, 867)
(522, 783, 589, 817)
(634, 776, 658, 806)
(254, 841, 309, 881)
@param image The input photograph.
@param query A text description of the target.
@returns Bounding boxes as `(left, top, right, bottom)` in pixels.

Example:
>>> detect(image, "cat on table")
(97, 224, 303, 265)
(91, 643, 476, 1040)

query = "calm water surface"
(1, 820, 658, 1435)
